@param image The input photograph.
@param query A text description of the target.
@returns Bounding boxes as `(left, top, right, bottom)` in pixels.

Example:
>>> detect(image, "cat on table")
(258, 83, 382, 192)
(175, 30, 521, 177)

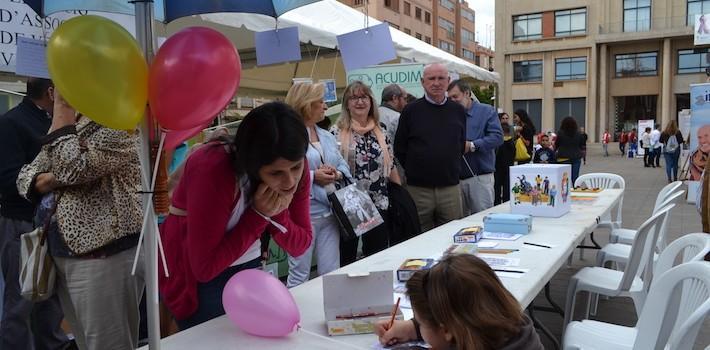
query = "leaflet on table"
(482, 231, 524, 240)
(477, 255, 521, 267)
(372, 341, 431, 349)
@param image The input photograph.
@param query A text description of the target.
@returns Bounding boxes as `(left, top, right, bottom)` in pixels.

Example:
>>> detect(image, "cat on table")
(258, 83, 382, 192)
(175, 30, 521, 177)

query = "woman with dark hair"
(660, 120, 684, 182)
(555, 116, 585, 184)
(159, 102, 313, 330)
(513, 109, 536, 164)
(375, 254, 543, 350)
(495, 113, 515, 205)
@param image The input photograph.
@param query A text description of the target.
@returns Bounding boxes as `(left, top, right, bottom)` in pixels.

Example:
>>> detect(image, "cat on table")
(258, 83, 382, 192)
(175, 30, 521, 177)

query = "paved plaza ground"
(532, 143, 708, 349)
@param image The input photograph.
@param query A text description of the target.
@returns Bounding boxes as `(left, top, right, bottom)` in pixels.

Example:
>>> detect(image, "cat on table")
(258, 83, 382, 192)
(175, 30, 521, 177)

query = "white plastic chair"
(610, 181, 683, 245)
(563, 261, 710, 350)
(563, 205, 672, 330)
(574, 173, 625, 259)
(596, 191, 685, 270)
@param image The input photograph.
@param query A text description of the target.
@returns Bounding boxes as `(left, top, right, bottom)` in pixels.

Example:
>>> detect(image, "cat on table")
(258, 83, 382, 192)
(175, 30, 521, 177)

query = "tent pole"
(132, 1, 161, 349)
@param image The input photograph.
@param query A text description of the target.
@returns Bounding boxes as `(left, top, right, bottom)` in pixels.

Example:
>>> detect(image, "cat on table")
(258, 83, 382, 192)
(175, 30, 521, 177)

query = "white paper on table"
(476, 241, 499, 248)
(394, 293, 411, 309)
(482, 231, 523, 241)
(478, 255, 521, 267)
(493, 268, 530, 279)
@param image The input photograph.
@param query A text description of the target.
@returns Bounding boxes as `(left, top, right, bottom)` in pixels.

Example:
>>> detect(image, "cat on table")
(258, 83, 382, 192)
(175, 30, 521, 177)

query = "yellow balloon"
(47, 15, 148, 130)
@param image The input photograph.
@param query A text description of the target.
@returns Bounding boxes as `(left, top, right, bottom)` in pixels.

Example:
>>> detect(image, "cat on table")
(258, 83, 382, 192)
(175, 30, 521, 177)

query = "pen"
(523, 242, 551, 249)
(388, 297, 401, 329)
(493, 269, 525, 274)
(477, 249, 519, 254)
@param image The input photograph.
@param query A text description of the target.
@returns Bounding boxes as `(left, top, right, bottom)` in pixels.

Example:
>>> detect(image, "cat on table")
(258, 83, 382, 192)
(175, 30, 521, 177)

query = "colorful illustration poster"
(687, 83, 710, 202)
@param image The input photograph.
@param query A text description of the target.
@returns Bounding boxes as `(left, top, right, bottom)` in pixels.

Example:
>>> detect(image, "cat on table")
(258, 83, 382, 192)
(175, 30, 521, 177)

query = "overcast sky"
(467, 0, 495, 49)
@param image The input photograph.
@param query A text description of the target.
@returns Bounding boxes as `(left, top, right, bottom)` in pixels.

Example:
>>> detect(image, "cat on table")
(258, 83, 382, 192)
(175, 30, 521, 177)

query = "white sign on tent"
(346, 63, 424, 104)
(0, 0, 135, 74)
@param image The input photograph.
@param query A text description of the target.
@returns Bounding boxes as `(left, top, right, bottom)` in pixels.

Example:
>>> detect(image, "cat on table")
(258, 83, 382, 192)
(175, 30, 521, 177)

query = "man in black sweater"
(0, 78, 69, 349)
(395, 63, 466, 231)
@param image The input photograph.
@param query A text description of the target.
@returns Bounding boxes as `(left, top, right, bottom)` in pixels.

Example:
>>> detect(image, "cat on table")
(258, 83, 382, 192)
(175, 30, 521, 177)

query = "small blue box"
(483, 213, 533, 235)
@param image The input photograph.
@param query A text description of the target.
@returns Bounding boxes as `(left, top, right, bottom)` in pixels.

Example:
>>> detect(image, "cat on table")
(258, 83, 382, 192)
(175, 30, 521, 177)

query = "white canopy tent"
(197, 0, 499, 86)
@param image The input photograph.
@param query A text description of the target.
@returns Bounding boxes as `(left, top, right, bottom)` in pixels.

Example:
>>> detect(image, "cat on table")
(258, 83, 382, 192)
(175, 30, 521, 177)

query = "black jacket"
(387, 182, 421, 245)
(555, 132, 585, 160)
(0, 98, 51, 221)
(496, 137, 515, 171)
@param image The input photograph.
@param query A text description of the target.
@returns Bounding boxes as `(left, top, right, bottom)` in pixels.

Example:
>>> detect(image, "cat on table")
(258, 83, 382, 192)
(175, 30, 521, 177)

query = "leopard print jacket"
(17, 117, 142, 255)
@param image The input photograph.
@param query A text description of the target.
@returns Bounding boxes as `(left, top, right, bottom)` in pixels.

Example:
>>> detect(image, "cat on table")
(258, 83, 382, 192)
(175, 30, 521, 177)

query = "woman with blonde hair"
(331, 81, 400, 265)
(375, 254, 543, 350)
(284, 82, 352, 287)
(660, 119, 684, 183)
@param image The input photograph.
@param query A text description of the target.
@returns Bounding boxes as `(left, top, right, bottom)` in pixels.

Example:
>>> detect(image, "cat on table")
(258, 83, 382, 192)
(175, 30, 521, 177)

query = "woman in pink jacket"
(159, 102, 313, 329)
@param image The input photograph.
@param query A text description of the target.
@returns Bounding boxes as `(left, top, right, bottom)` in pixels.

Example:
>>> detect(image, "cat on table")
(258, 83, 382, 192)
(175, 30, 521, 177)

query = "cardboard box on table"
(323, 270, 403, 336)
(510, 164, 571, 217)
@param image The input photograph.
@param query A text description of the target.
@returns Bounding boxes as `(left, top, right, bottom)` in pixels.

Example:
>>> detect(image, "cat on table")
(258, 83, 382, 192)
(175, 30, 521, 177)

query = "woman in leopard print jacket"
(17, 91, 144, 350)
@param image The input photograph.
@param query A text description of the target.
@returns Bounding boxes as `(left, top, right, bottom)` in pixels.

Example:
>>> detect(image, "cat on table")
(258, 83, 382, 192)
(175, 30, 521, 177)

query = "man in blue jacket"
(447, 80, 503, 215)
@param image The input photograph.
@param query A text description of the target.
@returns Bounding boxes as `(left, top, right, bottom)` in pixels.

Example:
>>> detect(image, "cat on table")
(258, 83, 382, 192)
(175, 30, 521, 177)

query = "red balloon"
(163, 124, 207, 151)
(149, 27, 241, 131)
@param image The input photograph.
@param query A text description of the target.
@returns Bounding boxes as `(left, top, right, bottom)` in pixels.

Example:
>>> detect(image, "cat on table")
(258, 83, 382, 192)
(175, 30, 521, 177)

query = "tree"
(472, 85, 495, 105)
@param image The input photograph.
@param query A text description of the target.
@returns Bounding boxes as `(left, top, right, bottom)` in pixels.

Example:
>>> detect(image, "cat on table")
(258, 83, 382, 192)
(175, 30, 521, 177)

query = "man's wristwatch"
(468, 141, 476, 153)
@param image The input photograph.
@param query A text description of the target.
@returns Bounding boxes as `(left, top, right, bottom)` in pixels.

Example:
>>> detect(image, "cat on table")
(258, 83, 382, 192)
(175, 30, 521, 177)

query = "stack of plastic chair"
(563, 252, 710, 349)
(609, 181, 682, 246)
(574, 173, 625, 259)
(596, 190, 685, 271)
(563, 205, 673, 329)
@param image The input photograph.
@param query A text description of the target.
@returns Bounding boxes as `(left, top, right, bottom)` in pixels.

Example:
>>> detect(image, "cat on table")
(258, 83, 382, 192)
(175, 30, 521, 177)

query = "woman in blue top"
(285, 82, 352, 287)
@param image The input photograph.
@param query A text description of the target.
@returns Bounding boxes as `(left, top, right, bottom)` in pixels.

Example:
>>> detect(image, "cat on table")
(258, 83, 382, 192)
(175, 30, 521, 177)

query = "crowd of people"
(2, 63, 643, 349)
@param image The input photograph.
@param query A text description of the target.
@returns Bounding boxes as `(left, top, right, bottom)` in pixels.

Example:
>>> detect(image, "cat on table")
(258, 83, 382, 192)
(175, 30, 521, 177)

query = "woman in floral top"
(332, 81, 401, 266)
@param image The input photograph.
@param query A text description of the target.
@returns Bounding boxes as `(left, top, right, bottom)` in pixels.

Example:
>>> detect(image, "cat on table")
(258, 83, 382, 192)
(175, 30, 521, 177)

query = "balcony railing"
(599, 16, 693, 35)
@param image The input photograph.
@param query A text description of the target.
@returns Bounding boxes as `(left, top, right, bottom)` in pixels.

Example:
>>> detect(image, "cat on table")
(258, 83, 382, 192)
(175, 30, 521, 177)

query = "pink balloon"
(163, 124, 207, 151)
(222, 269, 300, 337)
(149, 27, 241, 131)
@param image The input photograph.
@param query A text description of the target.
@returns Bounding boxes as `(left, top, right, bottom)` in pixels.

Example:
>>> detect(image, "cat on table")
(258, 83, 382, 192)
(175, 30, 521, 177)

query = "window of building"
(555, 57, 587, 80)
(513, 60, 543, 82)
(425, 11, 431, 24)
(439, 17, 455, 32)
(462, 48, 475, 60)
(513, 13, 542, 40)
(475, 55, 481, 66)
(623, 0, 651, 32)
(404, 1, 411, 16)
(404, 28, 411, 35)
(615, 52, 658, 77)
(439, 40, 454, 53)
(678, 48, 710, 73)
(440, 0, 454, 11)
(555, 8, 586, 36)
(462, 9, 475, 22)
(384, 0, 399, 12)
(425, 36, 431, 44)
(415, 7, 422, 20)
(353, 0, 364, 5)
(386, 21, 400, 29)
(462, 29, 475, 43)
(416, 32, 422, 40)
(688, 0, 710, 25)
(512, 100, 542, 131)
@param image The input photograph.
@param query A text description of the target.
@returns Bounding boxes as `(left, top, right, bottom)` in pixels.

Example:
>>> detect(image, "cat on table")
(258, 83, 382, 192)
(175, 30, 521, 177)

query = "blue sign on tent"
(255, 27, 302, 66)
(336, 23, 397, 72)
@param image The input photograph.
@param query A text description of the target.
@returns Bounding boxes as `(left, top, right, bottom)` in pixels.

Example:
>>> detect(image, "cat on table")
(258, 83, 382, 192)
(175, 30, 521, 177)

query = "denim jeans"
(663, 149, 680, 181)
(176, 257, 261, 330)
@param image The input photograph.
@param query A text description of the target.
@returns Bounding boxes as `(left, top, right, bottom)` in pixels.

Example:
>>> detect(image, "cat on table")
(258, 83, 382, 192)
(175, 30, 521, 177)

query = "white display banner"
(695, 14, 710, 46)
(637, 119, 655, 156)
(687, 83, 710, 203)
(0, 0, 136, 74)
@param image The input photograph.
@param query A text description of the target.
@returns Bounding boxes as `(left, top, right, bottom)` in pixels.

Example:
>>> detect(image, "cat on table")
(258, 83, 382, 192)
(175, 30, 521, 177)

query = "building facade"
(495, 0, 707, 142)
(339, 0, 493, 65)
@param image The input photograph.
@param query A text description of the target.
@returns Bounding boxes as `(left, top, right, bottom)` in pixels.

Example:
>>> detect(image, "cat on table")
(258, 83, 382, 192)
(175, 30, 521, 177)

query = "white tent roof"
(200, 0, 499, 84)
